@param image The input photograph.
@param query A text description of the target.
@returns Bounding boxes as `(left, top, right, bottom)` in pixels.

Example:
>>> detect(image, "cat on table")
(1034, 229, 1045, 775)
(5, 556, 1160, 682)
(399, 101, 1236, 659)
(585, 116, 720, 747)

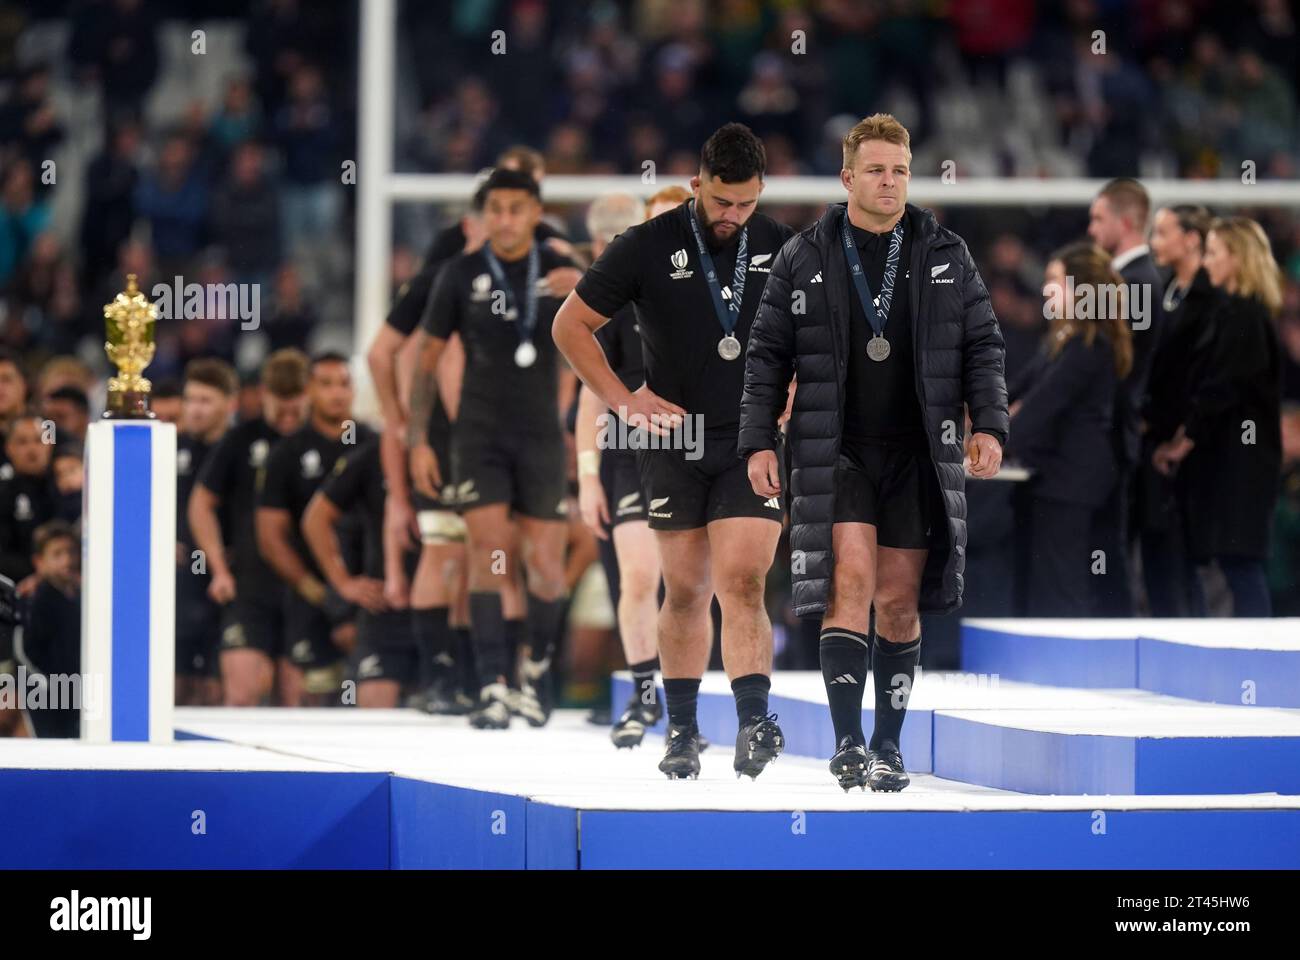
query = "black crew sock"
(411, 607, 454, 688)
(731, 673, 771, 725)
(503, 618, 525, 686)
(455, 626, 476, 694)
(629, 657, 659, 707)
(468, 592, 507, 688)
(870, 632, 921, 752)
(663, 677, 701, 729)
(819, 627, 870, 747)
(526, 593, 565, 663)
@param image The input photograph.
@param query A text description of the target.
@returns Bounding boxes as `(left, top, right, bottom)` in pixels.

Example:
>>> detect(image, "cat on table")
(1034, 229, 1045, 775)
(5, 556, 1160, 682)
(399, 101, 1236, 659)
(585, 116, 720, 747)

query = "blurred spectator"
(41, 386, 90, 449)
(274, 64, 340, 257)
(34, 356, 95, 407)
(0, 348, 28, 438)
(50, 444, 83, 525)
(213, 140, 281, 284)
(79, 119, 141, 300)
(0, 160, 50, 288)
(0, 414, 57, 595)
(133, 136, 210, 277)
(210, 76, 262, 158)
(0, 64, 64, 180)
(1006, 242, 1133, 616)
(16, 519, 81, 738)
(6, 233, 81, 355)
(265, 263, 316, 351)
(1154, 217, 1285, 616)
(68, 0, 159, 126)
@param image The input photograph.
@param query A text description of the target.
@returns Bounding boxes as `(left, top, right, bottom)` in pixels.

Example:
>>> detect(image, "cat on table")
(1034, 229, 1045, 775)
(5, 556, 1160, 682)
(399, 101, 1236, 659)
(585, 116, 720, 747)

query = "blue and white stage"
(2, 617, 1298, 869)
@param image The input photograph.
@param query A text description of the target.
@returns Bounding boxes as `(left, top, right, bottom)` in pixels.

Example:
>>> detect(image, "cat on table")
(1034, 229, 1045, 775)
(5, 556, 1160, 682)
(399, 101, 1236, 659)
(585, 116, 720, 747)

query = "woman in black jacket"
(1153, 217, 1284, 616)
(1143, 204, 1217, 616)
(1006, 242, 1133, 615)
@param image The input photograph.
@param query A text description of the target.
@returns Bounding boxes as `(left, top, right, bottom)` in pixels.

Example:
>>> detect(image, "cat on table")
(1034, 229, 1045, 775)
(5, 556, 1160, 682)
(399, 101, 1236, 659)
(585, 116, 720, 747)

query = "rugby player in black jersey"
(174, 358, 238, 706)
(411, 167, 578, 729)
(369, 164, 581, 713)
(554, 124, 794, 779)
(303, 437, 418, 708)
(256, 352, 375, 704)
(190, 349, 310, 706)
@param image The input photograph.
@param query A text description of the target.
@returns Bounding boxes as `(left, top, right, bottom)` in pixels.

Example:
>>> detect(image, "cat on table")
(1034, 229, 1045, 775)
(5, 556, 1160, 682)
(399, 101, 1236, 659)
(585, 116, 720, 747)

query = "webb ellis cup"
(102, 273, 158, 420)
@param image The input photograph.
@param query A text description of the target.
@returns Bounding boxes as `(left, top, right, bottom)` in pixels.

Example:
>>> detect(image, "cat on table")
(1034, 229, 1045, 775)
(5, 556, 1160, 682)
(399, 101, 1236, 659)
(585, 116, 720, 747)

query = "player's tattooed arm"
(407, 332, 449, 499)
(407, 332, 447, 449)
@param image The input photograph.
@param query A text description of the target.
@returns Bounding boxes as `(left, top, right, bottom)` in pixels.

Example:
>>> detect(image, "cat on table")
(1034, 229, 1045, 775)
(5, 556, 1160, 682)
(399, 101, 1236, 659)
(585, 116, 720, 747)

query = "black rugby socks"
(870, 632, 921, 751)
(820, 627, 870, 747)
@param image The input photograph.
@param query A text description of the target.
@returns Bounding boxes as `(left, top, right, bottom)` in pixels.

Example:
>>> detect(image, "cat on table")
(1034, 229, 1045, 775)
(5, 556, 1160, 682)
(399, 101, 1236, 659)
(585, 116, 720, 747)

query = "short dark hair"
(480, 167, 541, 203)
(184, 357, 239, 396)
(700, 123, 766, 183)
(45, 386, 89, 413)
(33, 519, 77, 556)
(1098, 178, 1151, 230)
(310, 350, 350, 370)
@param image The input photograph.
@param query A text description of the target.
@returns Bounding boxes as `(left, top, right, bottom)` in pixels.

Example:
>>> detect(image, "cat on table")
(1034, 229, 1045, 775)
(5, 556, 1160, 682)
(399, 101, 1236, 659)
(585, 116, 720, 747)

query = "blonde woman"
(1006, 241, 1133, 615)
(1153, 217, 1283, 616)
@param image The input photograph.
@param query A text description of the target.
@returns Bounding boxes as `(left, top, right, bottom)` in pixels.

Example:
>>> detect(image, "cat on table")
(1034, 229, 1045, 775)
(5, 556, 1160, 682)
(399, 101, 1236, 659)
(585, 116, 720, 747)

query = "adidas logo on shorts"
(763, 496, 781, 509)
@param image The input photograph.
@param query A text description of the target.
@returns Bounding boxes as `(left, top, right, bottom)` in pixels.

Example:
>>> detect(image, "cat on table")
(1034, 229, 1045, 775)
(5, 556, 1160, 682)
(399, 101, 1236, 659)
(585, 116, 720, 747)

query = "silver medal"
(718, 335, 741, 361)
(867, 335, 891, 362)
(514, 341, 537, 368)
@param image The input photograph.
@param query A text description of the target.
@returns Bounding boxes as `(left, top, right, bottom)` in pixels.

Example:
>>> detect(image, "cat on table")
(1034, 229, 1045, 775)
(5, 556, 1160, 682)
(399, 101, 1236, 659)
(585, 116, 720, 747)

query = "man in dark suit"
(1087, 178, 1167, 616)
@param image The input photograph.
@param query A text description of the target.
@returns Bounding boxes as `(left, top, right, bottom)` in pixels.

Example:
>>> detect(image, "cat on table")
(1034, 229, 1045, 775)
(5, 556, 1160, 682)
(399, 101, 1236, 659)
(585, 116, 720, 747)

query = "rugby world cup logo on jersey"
(300, 449, 322, 478)
(595, 409, 703, 460)
(249, 438, 269, 468)
(669, 249, 693, 280)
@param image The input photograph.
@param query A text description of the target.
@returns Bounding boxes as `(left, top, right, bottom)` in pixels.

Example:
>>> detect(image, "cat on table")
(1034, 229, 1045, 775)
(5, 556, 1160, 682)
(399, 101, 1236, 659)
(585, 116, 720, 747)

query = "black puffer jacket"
(738, 202, 1009, 617)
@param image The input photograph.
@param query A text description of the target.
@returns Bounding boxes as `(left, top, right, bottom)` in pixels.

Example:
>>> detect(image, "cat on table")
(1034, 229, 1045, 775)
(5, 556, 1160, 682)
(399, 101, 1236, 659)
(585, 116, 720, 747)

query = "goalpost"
(355, 0, 1300, 407)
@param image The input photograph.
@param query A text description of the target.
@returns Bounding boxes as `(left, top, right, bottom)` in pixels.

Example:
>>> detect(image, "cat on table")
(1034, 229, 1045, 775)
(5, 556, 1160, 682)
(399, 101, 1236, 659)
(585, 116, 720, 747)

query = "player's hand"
(331, 621, 358, 655)
(540, 266, 583, 299)
(208, 568, 237, 605)
(409, 443, 442, 500)
(385, 492, 417, 554)
(747, 449, 781, 498)
(966, 432, 1003, 478)
(578, 474, 610, 540)
(339, 575, 388, 614)
(1152, 426, 1195, 476)
(15, 574, 38, 598)
(621, 384, 687, 437)
(384, 570, 410, 609)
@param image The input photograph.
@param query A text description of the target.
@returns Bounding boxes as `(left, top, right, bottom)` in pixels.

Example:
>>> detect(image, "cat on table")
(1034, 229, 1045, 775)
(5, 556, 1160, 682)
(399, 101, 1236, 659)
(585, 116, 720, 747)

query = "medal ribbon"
(482, 242, 540, 347)
(687, 198, 749, 340)
(839, 205, 904, 341)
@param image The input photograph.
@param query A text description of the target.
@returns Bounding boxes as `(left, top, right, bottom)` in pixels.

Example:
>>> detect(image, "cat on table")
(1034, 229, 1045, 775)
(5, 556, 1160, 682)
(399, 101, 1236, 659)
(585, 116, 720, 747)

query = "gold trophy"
(103, 274, 158, 419)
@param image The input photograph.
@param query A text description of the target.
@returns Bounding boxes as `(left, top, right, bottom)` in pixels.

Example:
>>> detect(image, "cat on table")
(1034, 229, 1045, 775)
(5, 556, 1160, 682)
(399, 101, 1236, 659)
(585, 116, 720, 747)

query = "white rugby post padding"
(81, 420, 176, 742)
